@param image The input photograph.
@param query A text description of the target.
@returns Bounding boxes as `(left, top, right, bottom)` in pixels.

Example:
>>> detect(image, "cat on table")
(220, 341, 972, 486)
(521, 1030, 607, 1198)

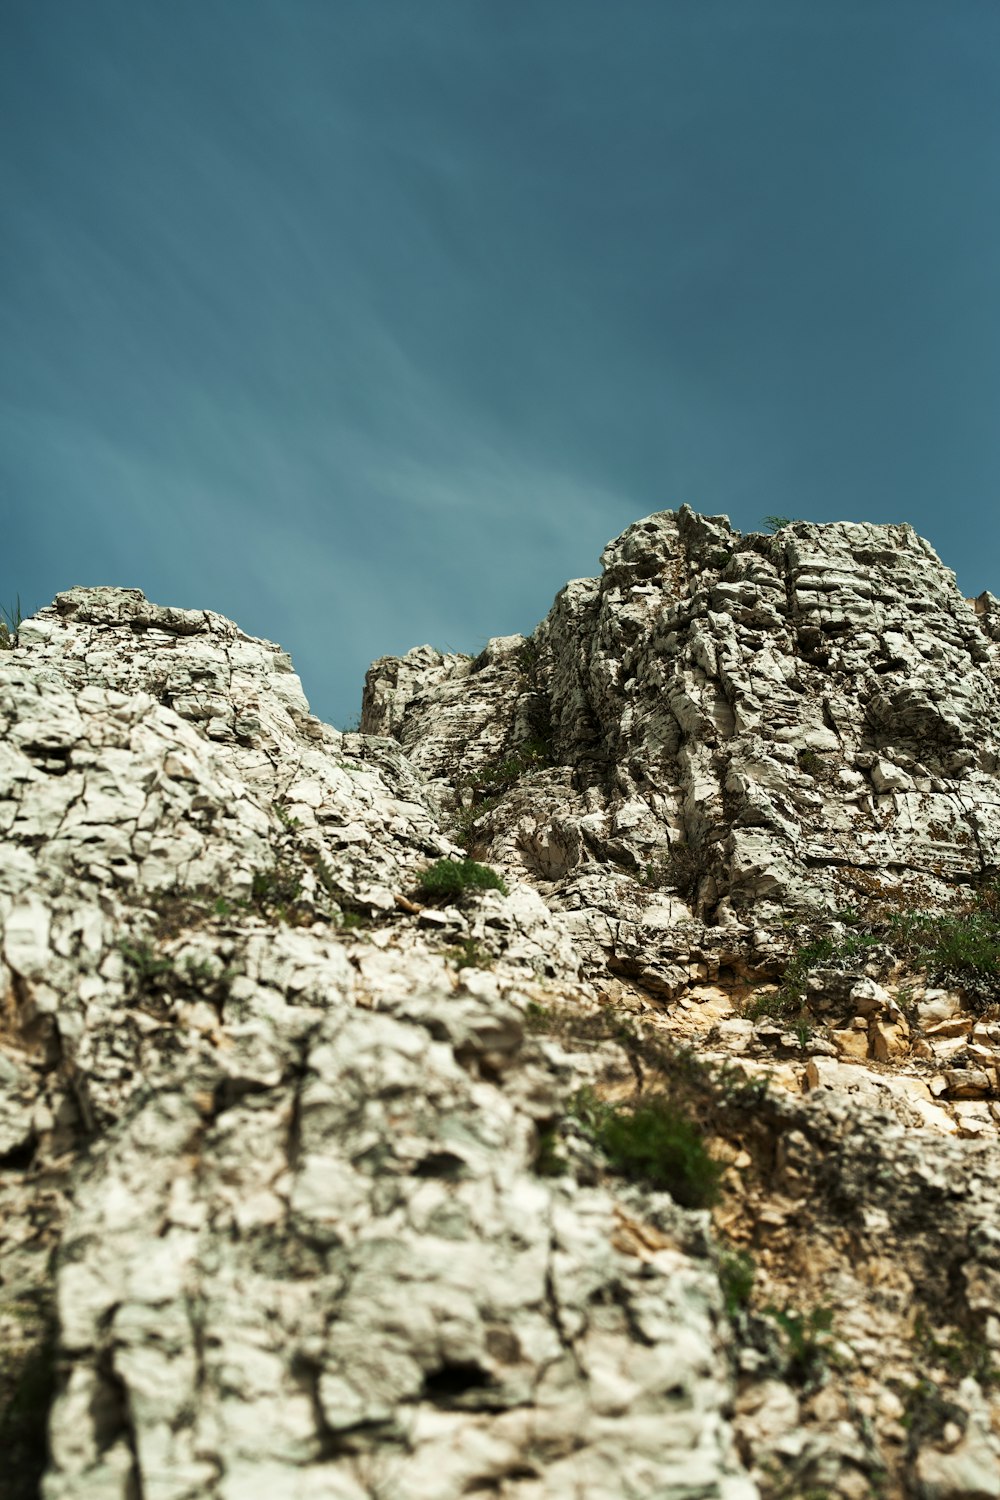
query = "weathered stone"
(4, 512, 1000, 1499)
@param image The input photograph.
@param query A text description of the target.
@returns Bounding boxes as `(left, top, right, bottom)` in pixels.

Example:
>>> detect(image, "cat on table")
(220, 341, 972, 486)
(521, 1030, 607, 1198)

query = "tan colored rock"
(944, 1069, 994, 1098)
(926, 1016, 976, 1040)
(871, 1019, 910, 1061)
(832, 1027, 871, 1062)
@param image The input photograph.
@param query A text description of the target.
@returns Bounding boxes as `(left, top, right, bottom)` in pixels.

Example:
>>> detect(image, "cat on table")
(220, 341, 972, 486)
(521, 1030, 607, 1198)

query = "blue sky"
(3, 1, 999, 726)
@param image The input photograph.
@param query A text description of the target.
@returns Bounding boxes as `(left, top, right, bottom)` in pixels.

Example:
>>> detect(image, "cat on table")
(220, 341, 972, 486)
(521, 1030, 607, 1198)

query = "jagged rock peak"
(363, 507, 1000, 939)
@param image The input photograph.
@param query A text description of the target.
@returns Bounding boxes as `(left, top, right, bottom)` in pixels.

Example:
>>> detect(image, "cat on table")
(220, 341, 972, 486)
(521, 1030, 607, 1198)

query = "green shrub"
(451, 738, 553, 851)
(417, 858, 507, 903)
(889, 901, 1000, 1008)
(462, 740, 552, 802)
(572, 1088, 722, 1209)
(453, 794, 504, 852)
(119, 940, 234, 1000)
(761, 515, 798, 533)
(745, 932, 879, 1024)
(272, 801, 303, 831)
(516, 638, 540, 673)
(744, 938, 833, 1022)
(797, 747, 839, 785)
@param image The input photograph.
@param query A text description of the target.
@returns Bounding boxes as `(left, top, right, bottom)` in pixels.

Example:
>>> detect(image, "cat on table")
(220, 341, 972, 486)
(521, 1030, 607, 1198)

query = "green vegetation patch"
(637, 841, 706, 898)
(744, 937, 834, 1023)
(452, 738, 553, 850)
(571, 1087, 723, 1209)
(462, 738, 552, 801)
(251, 861, 306, 918)
(453, 793, 505, 852)
(119, 938, 235, 1007)
(761, 514, 800, 533)
(797, 747, 839, 785)
(735, 877, 1000, 1032)
(522, 1003, 770, 1210)
(765, 1303, 835, 1386)
(889, 895, 1000, 1008)
(745, 930, 883, 1024)
(417, 858, 508, 903)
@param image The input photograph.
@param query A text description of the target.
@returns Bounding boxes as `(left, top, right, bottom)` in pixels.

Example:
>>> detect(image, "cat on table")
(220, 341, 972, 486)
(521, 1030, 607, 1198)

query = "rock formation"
(2, 509, 1000, 1499)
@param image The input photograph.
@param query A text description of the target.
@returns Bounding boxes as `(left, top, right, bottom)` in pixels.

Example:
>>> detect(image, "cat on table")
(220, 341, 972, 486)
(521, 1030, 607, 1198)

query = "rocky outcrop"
(364, 508, 1000, 918)
(3, 511, 1000, 1499)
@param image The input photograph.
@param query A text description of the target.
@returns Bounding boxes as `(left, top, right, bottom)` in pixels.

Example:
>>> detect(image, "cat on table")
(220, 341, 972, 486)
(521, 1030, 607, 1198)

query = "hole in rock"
(0, 1132, 37, 1171)
(422, 1362, 492, 1402)
(413, 1151, 466, 1179)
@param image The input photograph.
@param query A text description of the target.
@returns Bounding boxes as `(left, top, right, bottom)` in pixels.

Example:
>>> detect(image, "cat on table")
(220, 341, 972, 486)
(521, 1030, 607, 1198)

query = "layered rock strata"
(1, 510, 999, 1499)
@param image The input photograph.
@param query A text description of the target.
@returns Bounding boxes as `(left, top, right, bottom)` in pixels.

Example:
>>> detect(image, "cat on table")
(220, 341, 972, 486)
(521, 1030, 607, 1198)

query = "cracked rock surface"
(3, 511, 1000, 1499)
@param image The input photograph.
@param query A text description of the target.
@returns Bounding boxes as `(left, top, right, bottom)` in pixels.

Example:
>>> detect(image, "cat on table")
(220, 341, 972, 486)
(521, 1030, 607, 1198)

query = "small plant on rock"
(717, 1249, 756, 1318)
(119, 940, 175, 984)
(744, 937, 835, 1024)
(249, 860, 312, 923)
(761, 515, 798, 533)
(889, 894, 1000, 1009)
(0, 596, 24, 649)
(442, 938, 493, 970)
(571, 1088, 723, 1209)
(797, 747, 838, 785)
(516, 638, 540, 674)
(766, 1302, 835, 1386)
(462, 740, 552, 801)
(417, 858, 507, 903)
(272, 801, 302, 831)
(453, 793, 504, 852)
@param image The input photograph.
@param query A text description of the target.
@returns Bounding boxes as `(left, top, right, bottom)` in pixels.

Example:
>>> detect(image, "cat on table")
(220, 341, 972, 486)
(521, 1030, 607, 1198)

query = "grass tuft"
(0, 595, 24, 649)
(417, 858, 507, 903)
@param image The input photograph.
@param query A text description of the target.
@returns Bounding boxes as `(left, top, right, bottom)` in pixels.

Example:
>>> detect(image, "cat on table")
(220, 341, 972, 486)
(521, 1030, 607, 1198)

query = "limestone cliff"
(2, 511, 1000, 1500)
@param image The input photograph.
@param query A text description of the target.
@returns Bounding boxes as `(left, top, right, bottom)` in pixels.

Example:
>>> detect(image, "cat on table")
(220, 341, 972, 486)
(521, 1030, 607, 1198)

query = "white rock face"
(3, 517, 1000, 1500)
(365, 508, 1000, 928)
